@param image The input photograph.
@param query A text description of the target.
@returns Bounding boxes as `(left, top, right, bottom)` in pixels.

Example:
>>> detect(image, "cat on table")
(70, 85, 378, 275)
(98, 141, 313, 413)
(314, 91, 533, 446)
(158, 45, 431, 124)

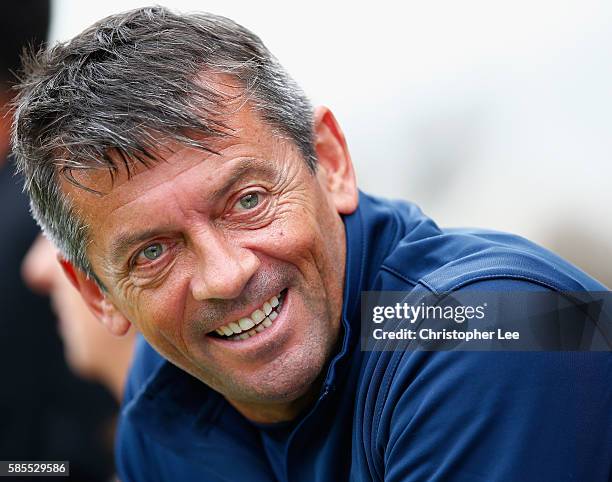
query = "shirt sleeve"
(381, 279, 612, 482)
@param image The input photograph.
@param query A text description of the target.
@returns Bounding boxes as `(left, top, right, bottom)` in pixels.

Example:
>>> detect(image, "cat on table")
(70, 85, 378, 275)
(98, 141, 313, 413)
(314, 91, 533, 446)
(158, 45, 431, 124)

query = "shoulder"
(377, 350, 611, 481)
(116, 336, 165, 476)
(361, 194, 608, 292)
(354, 278, 612, 481)
(116, 336, 191, 481)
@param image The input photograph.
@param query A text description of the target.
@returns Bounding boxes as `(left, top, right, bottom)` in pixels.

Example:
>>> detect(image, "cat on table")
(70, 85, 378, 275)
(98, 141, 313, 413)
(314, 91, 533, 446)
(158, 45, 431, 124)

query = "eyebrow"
(207, 157, 277, 201)
(107, 157, 278, 266)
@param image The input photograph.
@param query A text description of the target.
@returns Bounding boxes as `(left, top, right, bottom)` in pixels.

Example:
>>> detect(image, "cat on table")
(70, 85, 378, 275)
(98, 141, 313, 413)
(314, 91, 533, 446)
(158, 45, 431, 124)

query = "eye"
(129, 240, 176, 277)
(237, 192, 260, 210)
(139, 243, 164, 262)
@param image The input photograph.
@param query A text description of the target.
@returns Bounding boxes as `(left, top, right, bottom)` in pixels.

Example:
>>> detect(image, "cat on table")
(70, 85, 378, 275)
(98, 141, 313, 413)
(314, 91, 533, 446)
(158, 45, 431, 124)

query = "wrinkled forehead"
(68, 99, 271, 178)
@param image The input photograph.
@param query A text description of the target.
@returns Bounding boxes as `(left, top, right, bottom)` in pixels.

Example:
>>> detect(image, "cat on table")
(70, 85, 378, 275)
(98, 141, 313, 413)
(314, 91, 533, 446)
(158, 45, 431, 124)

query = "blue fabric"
(116, 192, 611, 481)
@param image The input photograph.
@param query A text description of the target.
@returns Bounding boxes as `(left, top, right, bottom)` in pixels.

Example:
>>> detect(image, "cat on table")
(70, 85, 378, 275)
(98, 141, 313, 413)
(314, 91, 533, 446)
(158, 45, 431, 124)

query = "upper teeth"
(214, 294, 281, 338)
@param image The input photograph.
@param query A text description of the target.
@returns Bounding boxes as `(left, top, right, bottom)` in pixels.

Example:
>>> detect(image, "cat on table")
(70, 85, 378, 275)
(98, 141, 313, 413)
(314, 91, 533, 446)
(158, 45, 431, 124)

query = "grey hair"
(12, 6, 315, 280)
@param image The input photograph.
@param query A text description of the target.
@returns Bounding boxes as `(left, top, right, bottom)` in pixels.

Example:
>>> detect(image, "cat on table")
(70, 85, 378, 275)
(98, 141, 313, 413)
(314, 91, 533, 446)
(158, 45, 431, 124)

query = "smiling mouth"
(209, 289, 287, 341)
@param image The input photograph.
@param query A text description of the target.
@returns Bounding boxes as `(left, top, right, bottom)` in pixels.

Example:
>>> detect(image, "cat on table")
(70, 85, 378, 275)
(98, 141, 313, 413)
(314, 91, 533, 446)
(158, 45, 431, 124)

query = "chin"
(226, 349, 327, 405)
(65, 351, 94, 380)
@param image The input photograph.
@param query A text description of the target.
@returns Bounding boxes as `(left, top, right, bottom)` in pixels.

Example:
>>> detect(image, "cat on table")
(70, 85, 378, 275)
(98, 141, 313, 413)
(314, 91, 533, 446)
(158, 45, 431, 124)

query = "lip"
(206, 288, 291, 351)
(206, 289, 286, 336)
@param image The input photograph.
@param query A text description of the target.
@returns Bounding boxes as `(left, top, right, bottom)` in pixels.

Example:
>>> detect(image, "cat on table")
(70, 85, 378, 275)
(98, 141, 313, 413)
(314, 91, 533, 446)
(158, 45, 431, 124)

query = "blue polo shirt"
(116, 192, 611, 481)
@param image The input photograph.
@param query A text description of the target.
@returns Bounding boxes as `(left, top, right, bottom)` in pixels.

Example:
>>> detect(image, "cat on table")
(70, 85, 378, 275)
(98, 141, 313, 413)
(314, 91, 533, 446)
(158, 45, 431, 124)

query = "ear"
(313, 106, 358, 214)
(59, 258, 131, 336)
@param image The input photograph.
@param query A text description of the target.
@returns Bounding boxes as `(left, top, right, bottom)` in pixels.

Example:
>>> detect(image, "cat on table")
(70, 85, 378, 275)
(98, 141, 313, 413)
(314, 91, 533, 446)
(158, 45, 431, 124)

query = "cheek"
(120, 268, 192, 345)
(256, 216, 322, 266)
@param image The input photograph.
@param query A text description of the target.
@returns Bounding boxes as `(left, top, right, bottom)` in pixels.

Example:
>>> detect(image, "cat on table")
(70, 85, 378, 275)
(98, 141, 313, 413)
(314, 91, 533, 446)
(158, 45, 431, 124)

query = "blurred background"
(51, 0, 612, 286)
(1, 3, 118, 480)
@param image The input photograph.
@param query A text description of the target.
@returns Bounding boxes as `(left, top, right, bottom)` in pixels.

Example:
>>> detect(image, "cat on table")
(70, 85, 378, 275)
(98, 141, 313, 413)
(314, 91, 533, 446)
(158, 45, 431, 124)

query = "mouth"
(208, 289, 287, 341)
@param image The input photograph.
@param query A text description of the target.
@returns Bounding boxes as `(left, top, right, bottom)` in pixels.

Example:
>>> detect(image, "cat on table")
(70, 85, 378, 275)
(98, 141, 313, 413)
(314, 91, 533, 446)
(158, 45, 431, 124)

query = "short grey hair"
(12, 6, 315, 280)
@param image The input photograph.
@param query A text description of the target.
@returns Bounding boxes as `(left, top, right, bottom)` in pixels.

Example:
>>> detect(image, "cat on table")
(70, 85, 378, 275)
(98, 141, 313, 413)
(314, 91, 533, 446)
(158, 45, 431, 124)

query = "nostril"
(22, 243, 54, 294)
(23, 259, 56, 295)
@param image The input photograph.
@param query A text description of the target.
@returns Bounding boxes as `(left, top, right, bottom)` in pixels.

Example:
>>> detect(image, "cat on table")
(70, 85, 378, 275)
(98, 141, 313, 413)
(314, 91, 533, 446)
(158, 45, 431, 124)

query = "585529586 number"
(0, 461, 69, 477)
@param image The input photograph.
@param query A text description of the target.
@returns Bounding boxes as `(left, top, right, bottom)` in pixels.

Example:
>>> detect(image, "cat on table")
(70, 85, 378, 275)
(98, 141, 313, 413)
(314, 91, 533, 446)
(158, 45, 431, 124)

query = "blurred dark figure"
(22, 236, 136, 403)
(1, 2, 116, 480)
(22, 235, 137, 482)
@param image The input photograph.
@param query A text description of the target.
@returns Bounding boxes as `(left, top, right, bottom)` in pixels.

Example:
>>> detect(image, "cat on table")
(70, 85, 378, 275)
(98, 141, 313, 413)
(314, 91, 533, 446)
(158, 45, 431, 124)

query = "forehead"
(63, 103, 297, 215)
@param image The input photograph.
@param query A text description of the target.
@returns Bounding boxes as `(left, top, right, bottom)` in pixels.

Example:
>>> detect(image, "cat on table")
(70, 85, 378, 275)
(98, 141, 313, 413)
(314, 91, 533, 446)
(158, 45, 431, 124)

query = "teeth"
(212, 291, 284, 339)
(239, 317, 255, 330)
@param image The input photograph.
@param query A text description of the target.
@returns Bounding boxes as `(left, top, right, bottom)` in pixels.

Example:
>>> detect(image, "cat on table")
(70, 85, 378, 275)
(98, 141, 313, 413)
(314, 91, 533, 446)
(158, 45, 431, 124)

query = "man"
(13, 6, 611, 481)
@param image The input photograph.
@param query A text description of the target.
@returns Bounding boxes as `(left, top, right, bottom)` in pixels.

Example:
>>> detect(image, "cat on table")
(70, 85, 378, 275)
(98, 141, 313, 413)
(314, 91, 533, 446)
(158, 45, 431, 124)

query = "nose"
(189, 229, 259, 301)
(22, 235, 58, 295)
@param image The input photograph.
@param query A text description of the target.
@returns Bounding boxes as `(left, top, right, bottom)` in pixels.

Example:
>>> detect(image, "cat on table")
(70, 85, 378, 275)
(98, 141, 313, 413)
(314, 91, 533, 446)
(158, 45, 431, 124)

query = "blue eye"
(141, 243, 164, 261)
(238, 193, 259, 210)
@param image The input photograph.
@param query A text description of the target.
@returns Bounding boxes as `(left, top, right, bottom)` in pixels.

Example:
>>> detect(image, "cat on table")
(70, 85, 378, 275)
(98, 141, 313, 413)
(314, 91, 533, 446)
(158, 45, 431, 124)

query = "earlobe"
(60, 259, 131, 336)
(99, 297, 132, 336)
(313, 106, 359, 215)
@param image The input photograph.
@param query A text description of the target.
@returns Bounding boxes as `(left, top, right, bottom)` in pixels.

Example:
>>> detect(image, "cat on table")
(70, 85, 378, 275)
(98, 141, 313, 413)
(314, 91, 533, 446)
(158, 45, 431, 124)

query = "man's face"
(67, 104, 356, 416)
